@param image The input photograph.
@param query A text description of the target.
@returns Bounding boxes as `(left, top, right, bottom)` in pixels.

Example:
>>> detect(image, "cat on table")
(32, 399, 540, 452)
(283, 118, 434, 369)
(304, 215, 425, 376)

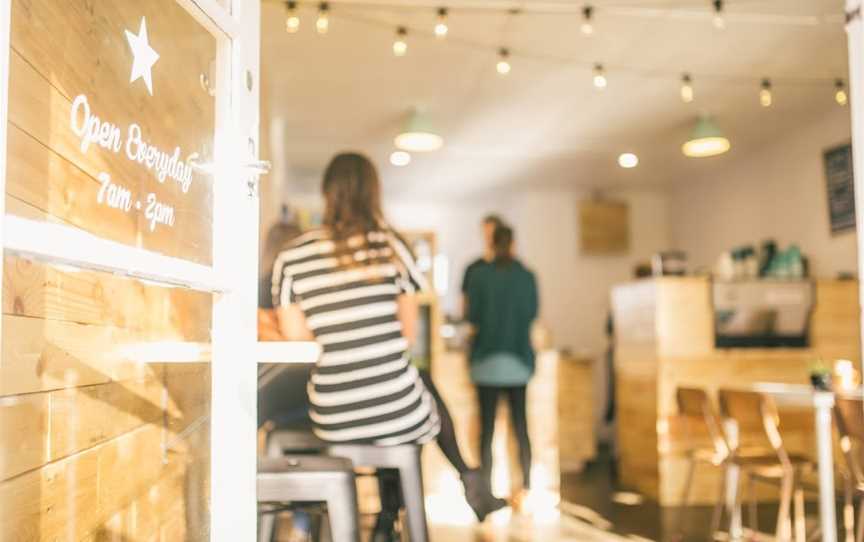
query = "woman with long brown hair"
(273, 152, 504, 539)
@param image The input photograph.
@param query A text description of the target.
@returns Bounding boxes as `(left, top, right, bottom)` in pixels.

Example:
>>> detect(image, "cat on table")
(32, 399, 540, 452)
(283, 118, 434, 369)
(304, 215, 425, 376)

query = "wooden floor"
(271, 446, 838, 542)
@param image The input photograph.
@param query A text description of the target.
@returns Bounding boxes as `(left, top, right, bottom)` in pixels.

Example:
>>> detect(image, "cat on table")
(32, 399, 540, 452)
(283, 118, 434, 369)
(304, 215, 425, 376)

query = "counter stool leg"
(710, 466, 727, 539)
(259, 509, 277, 542)
(398, 451, 429, 542)
(747, 475, 758, 535)
(794, 486, 806, 542)
(677, 455, 697, 539)
(855, 500, 864, 542)
(776, 472, 794, 542)
(843, 479, 854, 542)
(325, 484, 361, 542)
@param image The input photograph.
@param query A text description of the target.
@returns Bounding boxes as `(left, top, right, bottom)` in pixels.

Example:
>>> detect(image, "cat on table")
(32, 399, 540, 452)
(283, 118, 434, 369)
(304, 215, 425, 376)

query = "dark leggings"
(420, 369, 470, 474)
(379, 370, 471, 516)
(477, 385, 532, 489)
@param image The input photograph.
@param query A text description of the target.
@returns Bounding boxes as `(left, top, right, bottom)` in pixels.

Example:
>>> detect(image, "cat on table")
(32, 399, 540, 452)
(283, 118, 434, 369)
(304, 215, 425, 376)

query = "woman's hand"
(277, 304, 315, 341)
(397, 294, 419, 347)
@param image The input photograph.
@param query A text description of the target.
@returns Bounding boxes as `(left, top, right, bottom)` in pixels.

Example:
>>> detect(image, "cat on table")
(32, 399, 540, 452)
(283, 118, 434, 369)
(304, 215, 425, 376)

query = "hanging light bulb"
(593, 64, 607, 89)
(760, 78, 773, 107)
(434, 7, 449, 38)
(581, 5, 594, 35)
(680, 73, 694, 103)
(285, 1, 300, 33)
(712, 0, 725, 30)
(835, 79, 849, 106)
(316, 2, 330, 34)
(393, 27, 408, 56)
(496, 48, 511, 75)
(683, 116, 731, 157)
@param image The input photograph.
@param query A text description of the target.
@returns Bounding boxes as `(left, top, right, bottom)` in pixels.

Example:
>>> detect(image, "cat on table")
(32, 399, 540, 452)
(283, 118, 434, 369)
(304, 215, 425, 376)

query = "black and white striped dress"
(272, 228, 440, 445)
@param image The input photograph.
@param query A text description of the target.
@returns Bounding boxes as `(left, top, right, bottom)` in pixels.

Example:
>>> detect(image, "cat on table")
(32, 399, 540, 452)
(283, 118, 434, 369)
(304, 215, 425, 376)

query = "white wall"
(670, 108, 858, 278)
(386, 187, 673, 358)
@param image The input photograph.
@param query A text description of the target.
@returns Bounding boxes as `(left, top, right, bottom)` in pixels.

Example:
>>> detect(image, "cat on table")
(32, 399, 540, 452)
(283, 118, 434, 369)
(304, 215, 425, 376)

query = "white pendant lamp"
(682, 115, 730, 158)
(394, 109, 444, 152)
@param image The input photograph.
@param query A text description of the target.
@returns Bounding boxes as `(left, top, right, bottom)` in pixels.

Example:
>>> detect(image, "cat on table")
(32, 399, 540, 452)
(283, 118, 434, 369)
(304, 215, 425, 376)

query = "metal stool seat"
(267, 427, 327, 455)
(327, 444, 429, 542)
(258, 455, 360, 542)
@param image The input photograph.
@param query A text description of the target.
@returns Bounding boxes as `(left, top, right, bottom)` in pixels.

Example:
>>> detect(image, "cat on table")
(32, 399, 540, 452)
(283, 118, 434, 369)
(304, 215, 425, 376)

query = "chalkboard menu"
(824, 143, 856, 234)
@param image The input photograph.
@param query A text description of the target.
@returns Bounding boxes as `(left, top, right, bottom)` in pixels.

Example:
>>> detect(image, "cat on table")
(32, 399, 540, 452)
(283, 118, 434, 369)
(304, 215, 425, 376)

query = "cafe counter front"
(611, 277, 860, 506)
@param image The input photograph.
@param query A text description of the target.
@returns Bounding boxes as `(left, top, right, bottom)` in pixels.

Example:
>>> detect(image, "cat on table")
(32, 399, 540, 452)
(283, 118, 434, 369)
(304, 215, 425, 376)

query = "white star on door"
(125, 17, 160, 95)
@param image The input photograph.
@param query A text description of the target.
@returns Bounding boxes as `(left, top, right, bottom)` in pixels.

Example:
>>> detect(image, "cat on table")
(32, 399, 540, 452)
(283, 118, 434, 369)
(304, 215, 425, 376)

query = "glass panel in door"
(5, 0, 216, 265)
(0, 0, 227, 539)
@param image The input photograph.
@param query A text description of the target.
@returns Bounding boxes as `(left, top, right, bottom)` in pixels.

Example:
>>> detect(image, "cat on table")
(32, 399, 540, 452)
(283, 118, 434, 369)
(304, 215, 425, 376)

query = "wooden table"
(726, 383, 837, 542)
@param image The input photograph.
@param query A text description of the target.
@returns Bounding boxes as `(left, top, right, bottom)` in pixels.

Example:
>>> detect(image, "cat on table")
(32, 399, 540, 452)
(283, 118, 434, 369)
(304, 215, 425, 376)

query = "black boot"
(461, 469, 508, 522)
(371, 511, 400, 542)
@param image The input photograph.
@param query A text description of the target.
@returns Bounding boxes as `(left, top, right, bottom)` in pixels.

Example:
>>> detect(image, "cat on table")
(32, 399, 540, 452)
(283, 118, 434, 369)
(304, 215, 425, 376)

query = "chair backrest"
(676, 387, 730, 460)
(834, 395, 864, 485)
(718, 388, 790, 466)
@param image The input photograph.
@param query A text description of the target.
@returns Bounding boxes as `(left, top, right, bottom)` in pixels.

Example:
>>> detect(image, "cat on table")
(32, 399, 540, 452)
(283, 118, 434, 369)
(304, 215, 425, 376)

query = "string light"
(496, 48, 511, 75)
(593, 64, 607, 89)
(435, 7, 449, 38)
(292, 11, 843, 109)
(713, 0, 725, 30)
(581, 5, 594, 35)
(618, 153, 639, 168)
(316, 2, 330, 34)
(390, 150, 412, 166)
(680, 73, 694, 103)
(835, 79, 849, 106)
(393, 27, 408, 56)
(760, 78, 773, 107)
(285, 1, 300, 33)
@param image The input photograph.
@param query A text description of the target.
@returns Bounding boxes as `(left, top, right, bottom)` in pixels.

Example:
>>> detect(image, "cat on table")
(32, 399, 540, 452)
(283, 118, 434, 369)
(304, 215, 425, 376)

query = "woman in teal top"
(465, 224, 539, 496)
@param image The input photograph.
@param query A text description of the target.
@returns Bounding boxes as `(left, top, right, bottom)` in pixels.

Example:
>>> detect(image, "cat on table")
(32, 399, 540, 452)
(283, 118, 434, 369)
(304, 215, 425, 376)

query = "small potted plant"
(809, 358, 832, 391)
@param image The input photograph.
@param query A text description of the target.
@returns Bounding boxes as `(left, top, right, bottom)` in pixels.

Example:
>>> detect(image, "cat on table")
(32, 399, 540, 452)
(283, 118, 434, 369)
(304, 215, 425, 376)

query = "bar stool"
(718, 389, 816, 542)
(833, 395, 864, 541)
(675, 387, 732, 539)
(265, 431, 430, 541)
(327, 444, 429, 542)
(258, 455, 361, 542)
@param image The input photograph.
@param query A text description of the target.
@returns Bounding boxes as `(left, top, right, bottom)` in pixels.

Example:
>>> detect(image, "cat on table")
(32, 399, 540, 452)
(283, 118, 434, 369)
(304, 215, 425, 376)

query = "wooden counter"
(612, 277, 860, 505)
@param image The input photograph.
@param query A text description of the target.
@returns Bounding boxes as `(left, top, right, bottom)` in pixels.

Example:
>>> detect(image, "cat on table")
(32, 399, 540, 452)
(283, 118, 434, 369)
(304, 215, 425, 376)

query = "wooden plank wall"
(2, 0, 219, 539)
(0, 257, 213, 541)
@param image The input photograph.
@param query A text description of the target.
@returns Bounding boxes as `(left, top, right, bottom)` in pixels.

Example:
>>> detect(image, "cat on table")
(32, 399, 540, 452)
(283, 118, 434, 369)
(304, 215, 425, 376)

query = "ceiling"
(260, 0, 849, 199)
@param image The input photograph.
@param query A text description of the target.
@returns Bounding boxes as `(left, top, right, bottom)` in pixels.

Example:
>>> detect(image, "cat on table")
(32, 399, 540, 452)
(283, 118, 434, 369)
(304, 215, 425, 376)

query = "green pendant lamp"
(394, 108, 443, 152)
(682, 116, 731, 158)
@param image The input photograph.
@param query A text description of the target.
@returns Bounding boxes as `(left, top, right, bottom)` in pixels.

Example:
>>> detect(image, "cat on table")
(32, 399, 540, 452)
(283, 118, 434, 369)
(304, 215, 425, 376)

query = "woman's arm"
(276, 304, 315, 341)
(526, 273, 539, 321)
(397, 293, 419, 347)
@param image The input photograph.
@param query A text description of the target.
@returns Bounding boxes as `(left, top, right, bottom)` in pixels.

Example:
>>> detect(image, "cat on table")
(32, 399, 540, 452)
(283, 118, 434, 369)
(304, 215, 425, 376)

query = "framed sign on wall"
(823, 142, 856, 235)
(579, 199, 630, 254)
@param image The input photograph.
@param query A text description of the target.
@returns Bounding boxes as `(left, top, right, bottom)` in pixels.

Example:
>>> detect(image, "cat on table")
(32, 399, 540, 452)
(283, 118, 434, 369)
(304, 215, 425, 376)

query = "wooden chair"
(833, 395, 864, 542)
(675, 387, 732, 539)
(718, 389, 815, 542)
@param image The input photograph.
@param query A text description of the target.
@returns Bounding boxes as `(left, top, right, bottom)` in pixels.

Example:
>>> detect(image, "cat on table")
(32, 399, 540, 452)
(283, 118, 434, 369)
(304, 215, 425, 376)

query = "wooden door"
(0, 0, 261, 539)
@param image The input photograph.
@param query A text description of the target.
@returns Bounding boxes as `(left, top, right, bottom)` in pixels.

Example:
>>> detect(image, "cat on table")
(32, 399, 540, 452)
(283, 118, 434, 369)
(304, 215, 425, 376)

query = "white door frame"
(847, 1, 864, 368)
(208, 0, 262, 539)
(0, 0, 261, 539)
